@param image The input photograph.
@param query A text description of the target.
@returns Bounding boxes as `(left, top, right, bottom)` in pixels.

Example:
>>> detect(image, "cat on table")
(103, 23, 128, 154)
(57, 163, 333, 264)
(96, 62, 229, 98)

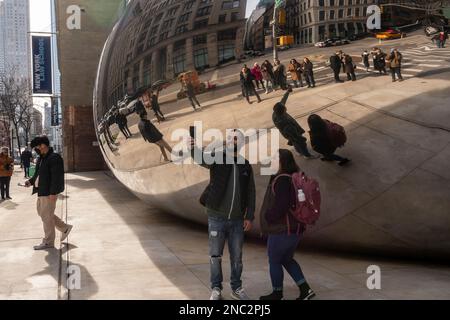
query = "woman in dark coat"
(287, 59, 304, 88)
(302, 57, 315, 88)
(343, 54, 356, 81)
(259, 149, 316, 301)
(272, 88, 315, 158)
(138, 113, 173, 162)
(240, 65, 262, 104)
(273, 59, 287, 90)
(307, 114, 350, 166)
(362, 50, 370, 72)
(261, 60, 275, 93)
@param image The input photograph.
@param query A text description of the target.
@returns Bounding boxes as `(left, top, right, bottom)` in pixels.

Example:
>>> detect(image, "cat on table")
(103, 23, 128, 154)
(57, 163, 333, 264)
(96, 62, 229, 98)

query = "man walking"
(183, 80, 201, 111)
(21, 147, 33, 178)
(25, 136, 72, 250)
(190, 129, 256, 300)
(330, 51, 343, 83)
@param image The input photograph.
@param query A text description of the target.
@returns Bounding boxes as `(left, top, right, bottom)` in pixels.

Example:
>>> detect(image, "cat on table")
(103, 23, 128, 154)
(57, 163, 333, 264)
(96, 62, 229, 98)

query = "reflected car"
(376, 30, 405, 40)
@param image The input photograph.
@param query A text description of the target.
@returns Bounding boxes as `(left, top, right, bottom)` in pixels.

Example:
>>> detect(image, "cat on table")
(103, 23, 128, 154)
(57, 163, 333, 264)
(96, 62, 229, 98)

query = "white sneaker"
(210, 287, 223, 300)
(60, 225, 73, 242)
(231, 287, 250, 300)
(33, 243, 55, 250)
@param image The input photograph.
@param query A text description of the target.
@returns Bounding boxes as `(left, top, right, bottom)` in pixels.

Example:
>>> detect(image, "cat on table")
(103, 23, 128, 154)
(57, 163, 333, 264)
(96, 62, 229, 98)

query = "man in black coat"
(272, 87, 316, 158)
(329, 51, 344, 83)
(25, 136, 72, 250)
(240, 65, 261, 104)
(190, 129, 255, 300)
(21, 148, 33, 178)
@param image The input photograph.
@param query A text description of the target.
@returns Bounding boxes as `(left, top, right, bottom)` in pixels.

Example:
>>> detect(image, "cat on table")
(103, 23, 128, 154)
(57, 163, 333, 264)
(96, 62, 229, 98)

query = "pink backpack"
(272, 172, 321, 228)
(325, 120, 347, 148)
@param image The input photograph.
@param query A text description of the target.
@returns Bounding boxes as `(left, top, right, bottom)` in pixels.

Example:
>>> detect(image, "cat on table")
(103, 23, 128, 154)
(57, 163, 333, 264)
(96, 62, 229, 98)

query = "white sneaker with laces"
(210, 287, 223, 300)
(60, 225, 73, 242)
(231, 287, 250, 300)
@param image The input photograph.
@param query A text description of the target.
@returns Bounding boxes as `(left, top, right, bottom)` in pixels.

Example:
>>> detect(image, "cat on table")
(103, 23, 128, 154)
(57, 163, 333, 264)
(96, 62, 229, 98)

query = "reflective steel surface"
(94, 0, 450, 257)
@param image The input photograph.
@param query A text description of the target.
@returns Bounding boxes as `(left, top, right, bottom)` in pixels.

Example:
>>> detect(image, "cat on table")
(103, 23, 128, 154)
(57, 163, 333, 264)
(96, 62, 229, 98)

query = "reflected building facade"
(105, 0, 247, 110)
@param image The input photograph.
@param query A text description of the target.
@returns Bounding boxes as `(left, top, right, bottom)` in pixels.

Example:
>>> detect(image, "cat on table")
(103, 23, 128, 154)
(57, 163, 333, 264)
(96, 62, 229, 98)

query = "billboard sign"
(32, 36, 53, 94)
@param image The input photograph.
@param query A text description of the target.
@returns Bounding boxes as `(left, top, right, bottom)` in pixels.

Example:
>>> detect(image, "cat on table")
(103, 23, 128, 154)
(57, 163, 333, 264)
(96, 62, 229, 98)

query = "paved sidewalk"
(1, 169, 450, 300)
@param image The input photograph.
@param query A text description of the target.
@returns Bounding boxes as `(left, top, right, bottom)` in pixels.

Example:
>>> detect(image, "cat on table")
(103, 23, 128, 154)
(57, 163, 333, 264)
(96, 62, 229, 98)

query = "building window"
(184, 0, 195, 10)
(319, 0, 324, 6)
(159, 31, 169, 41)
(319, 11, 325, 21)
(218, 28, 237, 41)
(194, 19, 209, 29)
(356, 0, 360, 4)
(218, 43, 235, 64)
(308, 28, 313, 43)
(167, 6, 178, 16)
(193, 34, 207, 45)
(162, 19, 174, 29)
(339, 0, 344, 5)
(219, 14, 227, 23)
(143, 70, 151, 86)
(148, 37, 156, 47)
(197, 5, 212, 17)
(338, 9, 344, 18)
(175, 24, 188, 35)
(347, 8, 352, 17)
(308, 12, 312, 23)
(151, 25, 159, 35)
(222, 1, 240, 10)
(330, 0, 335, 6)
(355, 8, 360, 17)
(330, 10, 335, 20)
(231, 12, 239, 21)
(319, 25, 326, 41)
(173, 52, 186, 75)
(348, 0, 352, 5)
(178, 12, 191, 24)
(194, 48, 209, 69)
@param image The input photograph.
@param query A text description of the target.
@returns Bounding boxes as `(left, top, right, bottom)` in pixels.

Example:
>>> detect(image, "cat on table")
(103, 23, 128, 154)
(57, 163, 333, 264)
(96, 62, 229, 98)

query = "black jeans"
(292, 140, 312, 157)
(0, 176, 11, 199)
(347, 71, 356, 81)
(244, 86, 261, 103)
(333, 69, 341, 82)
(391, 67, 403, 81)
(254, 80, 265, 90)
(304, 72, 315, 87)
(188, 95, 201, 109)
(24, 165, 30, 178)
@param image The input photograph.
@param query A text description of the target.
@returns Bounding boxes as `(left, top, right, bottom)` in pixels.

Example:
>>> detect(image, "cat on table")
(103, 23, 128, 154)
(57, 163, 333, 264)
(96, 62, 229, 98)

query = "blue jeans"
(208, 216, 244, 291)
(267, 234, 305, 291)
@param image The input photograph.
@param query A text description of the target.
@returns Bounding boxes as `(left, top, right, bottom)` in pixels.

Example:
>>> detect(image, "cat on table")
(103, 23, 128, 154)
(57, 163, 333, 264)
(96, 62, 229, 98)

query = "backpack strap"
(271, 174, 292, 195)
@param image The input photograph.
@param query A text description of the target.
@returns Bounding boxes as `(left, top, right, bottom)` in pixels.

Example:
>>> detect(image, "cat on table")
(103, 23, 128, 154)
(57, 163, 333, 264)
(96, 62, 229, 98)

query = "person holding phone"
(189, 128, 256, 300)
(0, 147, 14, 201)
(25, 136, 72, 250)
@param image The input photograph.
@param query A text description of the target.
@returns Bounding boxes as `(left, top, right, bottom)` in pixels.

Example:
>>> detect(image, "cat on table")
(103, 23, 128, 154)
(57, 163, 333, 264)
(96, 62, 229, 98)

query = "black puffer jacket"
(29, 148, 64, 197)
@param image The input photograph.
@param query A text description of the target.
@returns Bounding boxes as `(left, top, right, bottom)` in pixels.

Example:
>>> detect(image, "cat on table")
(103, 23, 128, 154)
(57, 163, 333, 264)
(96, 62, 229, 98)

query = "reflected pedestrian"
(138, 113, 173, 162)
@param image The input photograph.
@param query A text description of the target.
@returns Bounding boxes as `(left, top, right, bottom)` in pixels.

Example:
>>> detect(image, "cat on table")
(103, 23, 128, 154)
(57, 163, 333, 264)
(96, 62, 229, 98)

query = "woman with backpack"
(259, 149, 316, 301)
(307, 114, 350, 166)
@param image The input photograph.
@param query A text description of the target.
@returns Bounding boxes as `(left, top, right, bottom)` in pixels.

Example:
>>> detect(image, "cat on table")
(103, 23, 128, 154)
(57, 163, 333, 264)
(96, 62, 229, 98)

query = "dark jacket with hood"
(260, 174, 304, 235)
(191, 147, 255, 221)
(272, 91, 307, 146)
(309, 118, 336, 156)
(28, 148, 64, 197)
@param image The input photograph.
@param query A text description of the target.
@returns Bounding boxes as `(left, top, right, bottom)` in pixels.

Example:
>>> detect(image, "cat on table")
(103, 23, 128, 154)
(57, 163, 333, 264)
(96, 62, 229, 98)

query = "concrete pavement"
(1, 169, 450, 300)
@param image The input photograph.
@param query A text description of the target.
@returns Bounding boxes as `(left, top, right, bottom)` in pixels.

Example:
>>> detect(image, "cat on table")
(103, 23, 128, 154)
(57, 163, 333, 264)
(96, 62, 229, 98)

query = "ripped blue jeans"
(208, 216, 244, 291)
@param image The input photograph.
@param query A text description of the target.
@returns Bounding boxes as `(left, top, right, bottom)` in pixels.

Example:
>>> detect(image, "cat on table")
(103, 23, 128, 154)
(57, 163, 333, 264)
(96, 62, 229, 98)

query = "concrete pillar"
(139, 59, 144, 87)
(235, 27, 245, 62)
(185, 37, 194, 70)
(151, 50, 158, 82)
(166, 43, 174, 79)
(207, 32, 218, 67)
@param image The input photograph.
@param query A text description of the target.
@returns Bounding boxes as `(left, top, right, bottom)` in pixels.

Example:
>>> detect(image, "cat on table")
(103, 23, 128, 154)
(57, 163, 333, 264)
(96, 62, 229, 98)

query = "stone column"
(185, 37, 194, 71)
(207, 32, 218, 67)
(139, 59, 144, 87)
(166, 43, 174, 79)
(151, 50, 158, 82)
